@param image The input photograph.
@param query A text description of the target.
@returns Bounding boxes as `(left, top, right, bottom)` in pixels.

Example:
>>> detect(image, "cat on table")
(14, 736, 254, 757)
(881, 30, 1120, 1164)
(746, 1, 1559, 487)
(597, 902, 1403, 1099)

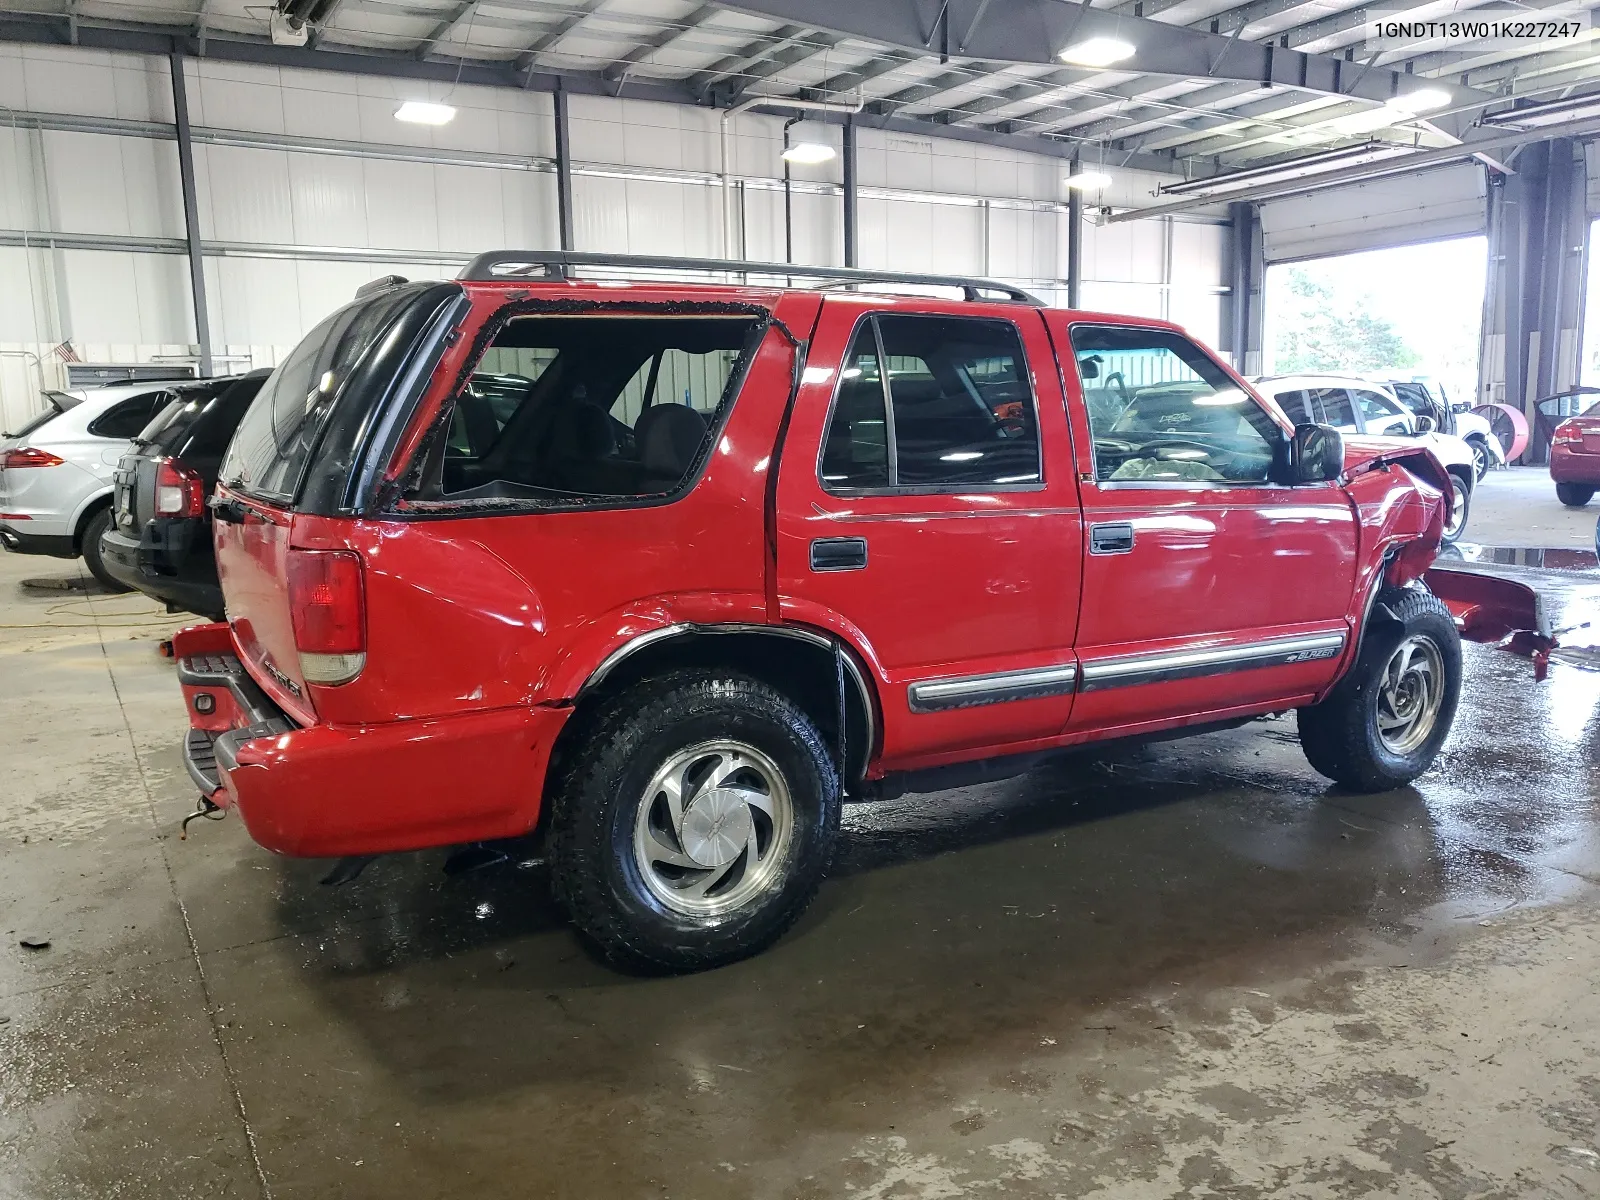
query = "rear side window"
(222, 296, 413, 504)
(414, 313, 763, 506)
(819, 314, 1040, 492)
(88, 392, 172, 439)
(1309, 387, 1357, 430)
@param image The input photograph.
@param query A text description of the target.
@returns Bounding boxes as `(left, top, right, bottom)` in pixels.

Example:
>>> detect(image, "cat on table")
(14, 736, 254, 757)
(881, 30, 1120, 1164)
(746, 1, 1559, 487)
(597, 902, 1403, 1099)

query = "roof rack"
(457, 250, 1043, 306)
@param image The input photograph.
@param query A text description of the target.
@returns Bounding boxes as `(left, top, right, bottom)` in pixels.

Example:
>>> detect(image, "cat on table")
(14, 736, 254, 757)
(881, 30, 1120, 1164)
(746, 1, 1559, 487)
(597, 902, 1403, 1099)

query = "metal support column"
(842, 115, 858, 268)
(168, 51, 212, 377)
(1227, 200, 1263, 376)
(1066, 155, 1082, 309)
(553, 81, 575, 252)
(1478, 138, 1587, 462)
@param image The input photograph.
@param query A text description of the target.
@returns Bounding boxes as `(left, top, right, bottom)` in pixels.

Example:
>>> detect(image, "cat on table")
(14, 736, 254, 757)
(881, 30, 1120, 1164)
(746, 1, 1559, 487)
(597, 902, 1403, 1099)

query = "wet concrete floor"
(2, 474, 1600, 1198)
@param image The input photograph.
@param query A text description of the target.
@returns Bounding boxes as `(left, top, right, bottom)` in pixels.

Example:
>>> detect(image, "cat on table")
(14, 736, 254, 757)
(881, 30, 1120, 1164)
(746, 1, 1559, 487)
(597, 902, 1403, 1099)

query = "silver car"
(0, 383, 185, 589)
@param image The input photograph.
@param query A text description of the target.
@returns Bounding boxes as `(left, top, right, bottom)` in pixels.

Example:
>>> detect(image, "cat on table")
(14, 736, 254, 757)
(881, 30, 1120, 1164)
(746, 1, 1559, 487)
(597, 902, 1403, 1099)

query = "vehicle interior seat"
(635, 403, 707, 490)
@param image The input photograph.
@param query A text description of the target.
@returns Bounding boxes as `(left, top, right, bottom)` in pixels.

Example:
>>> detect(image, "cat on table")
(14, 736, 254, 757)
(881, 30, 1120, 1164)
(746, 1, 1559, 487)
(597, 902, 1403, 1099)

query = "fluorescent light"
(782, 141, 836, 165)
(1058, 37, 1136, 67)
(1479, 92, 1600, 130)
(1159, 141, 1413, 198)
(1065, 170, 1112, 191)
(1385, 87, 1451, 115)
(395, 101, 456, 126)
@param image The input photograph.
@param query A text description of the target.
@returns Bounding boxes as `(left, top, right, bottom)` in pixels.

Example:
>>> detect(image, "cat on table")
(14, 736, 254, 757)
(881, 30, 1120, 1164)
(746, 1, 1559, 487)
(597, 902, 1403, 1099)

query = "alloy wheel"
(632, 740, 794, 918)
(1375, 635, 1446, 756)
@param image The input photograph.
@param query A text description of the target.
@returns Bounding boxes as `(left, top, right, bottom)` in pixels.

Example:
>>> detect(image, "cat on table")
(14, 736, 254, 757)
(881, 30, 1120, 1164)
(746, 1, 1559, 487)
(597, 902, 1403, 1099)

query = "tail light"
(155, 458, 207, 517)
(287, 549, 366, 685)
(1553, 420, 1582, 445)
(2, 448, 64, 469)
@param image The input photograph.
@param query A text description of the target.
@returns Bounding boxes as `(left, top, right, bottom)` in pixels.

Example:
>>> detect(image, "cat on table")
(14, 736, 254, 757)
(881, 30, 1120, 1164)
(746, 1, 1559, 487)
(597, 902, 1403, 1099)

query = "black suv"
(100, 371, 269, 620)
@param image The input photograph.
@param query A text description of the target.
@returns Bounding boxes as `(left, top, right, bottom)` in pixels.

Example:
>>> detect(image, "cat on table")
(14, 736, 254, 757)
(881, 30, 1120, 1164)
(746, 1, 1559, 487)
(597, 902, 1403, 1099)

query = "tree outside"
(1271, 269, 1419, 374)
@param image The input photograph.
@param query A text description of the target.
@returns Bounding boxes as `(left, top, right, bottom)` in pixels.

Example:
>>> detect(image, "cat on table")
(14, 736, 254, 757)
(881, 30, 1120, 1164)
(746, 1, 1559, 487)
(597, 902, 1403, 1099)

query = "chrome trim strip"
(907, 664, 1079, 713)
(1078, 632, 1346, 693)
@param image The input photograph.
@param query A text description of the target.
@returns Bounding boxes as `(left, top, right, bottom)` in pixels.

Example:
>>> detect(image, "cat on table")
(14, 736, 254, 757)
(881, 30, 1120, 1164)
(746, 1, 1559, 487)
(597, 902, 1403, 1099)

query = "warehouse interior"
(3, 0, 1600, 1195)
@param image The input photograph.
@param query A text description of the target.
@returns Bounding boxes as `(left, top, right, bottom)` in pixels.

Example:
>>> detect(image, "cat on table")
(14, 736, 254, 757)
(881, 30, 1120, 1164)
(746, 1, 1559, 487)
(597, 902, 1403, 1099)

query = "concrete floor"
(2, 468, 1599, 1199)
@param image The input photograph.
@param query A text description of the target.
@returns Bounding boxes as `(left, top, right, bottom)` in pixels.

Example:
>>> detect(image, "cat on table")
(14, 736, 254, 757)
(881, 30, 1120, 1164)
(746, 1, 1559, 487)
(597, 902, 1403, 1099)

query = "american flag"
(53, 342, 80, 363)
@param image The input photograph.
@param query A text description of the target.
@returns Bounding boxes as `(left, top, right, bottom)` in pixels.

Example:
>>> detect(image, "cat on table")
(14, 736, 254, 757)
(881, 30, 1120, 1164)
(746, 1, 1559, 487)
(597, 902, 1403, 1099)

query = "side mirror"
(1414, 414, 1436, 434)
(1289, 423, 1344, 484)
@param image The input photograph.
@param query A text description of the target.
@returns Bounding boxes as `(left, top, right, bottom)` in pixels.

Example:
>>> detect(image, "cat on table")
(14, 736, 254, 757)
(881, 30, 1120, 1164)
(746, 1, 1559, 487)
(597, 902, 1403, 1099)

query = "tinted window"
(819, 314, 1040, 491)
(418, 314, 762, 505)
(87, 392, 172, 439)
(183, 376, 269, 459)
(222, 296, 414, 504)
(1270, 388, 1312, 423)
(1309, 387, 1357, 430)
(1353, 388, 1411, 435)
(1070, 326, 1280, 484)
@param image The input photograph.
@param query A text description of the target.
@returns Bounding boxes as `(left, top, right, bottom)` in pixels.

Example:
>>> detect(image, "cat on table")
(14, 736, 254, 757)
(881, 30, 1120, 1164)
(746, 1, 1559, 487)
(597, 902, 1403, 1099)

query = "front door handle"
(810, 536, 868, 572)
(1090, 522, 1135, 555)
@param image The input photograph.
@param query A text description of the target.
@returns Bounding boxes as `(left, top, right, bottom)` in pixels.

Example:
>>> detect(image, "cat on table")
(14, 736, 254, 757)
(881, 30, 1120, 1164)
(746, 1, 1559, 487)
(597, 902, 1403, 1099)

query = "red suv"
(174, 253, 1478, 971)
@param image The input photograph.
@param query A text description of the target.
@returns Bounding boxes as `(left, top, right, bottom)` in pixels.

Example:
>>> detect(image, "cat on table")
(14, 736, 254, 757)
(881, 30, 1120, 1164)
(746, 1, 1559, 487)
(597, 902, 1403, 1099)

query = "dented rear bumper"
(1425, 564, 1556, 676)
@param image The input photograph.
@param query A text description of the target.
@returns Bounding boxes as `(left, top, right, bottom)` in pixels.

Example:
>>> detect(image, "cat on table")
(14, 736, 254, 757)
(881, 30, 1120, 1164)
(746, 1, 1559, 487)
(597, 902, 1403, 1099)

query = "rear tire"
(1297, 588, 1461, 793)
(1468, 437, 1490, 482)
(1556, 483, 1595, 508)
(549, 669, 840, 972)
(81, 507, 131, 593)
(1440, 469, 1471, 544)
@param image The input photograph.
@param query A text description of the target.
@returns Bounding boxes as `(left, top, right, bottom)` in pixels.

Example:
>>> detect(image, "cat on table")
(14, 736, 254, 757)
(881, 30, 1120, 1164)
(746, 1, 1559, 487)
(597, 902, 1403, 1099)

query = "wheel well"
(72, 493, 113, 553)
(554, 628, 877, 796)
(1448, 464, 1473, 495)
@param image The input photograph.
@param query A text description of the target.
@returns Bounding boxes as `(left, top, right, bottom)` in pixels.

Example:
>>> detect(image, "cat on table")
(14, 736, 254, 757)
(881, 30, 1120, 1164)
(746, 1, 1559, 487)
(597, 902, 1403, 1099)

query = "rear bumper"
(101, 525, 223, 619)
(1550, 444, 1600, 485)
(0, 523, 76, 557)
(173, 623, 569, 858)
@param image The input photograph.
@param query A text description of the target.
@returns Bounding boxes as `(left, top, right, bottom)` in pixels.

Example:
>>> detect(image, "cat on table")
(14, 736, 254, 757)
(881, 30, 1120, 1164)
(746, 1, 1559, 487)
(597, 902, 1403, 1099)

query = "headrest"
(636, 404, 708, 478)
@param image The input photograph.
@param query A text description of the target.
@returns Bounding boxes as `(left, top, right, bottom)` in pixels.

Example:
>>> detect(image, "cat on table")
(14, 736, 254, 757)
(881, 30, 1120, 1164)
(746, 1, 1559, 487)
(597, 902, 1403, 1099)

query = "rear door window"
(1353, 388, 1412, 436)
(1309, 387, 1357, 431)
(819, 313, 1040, 491)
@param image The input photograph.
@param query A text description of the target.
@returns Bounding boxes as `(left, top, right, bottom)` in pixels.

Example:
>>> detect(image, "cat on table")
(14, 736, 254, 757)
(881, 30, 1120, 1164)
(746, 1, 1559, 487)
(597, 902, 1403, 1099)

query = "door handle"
(810, 536, 868, 572)
(1090, 522, 1135, 555)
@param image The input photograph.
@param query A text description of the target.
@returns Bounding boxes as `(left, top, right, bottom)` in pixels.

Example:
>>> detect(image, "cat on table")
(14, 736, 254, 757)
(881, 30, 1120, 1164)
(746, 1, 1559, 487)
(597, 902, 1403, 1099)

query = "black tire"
(1440, 469, 1471, 545)
(1468, 437, 1490, 482)
(1297, 588, 1461, 793)
(1556, 483, 1595, 508)
(80, 507, 132, 593)
(549, 669, 840, 972)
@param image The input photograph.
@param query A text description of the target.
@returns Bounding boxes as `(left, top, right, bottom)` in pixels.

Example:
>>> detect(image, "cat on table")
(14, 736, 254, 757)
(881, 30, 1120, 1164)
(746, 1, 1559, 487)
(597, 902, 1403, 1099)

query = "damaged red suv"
(175, 252, 1497, 971)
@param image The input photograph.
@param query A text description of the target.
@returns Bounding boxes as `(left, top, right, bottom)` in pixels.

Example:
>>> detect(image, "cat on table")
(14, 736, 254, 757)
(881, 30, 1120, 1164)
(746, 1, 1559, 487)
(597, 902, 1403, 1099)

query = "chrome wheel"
(1444, 483, 1468, 539)
(1375, 635, 1446, 755)
(632, 740, 793, 918)
(1470, 440, 1489, 481)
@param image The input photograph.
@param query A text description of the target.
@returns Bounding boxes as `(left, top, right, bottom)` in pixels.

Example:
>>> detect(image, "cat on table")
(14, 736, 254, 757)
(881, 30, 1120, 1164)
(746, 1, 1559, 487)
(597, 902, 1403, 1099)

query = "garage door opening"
(1263, 237, 1487, 406)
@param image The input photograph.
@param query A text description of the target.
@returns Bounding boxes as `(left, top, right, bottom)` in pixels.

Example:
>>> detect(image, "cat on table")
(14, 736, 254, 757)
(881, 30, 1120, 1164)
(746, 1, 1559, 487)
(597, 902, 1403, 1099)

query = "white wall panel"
(500, 173, 560, 249)
(287, 152, 369, 247)
(362, 158, 439, 250)
(44, 131, 184, 239)
(1261, 164, 1486, 261)
(0, 128, 43, 231)
(572, 174, 630, 252)
(1168, 288, 1223, 348)
(434, 164, 507, 254)
(208, 256, 305, 347)
(0, 248, 50, 343)
(61, 250, 192, 344)
(197, 144, 295, 244)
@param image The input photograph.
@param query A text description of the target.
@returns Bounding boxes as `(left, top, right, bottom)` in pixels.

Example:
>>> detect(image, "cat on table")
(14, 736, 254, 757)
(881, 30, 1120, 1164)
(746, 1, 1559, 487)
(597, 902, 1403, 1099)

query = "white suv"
(1252, 374, 1478, 543)
(0, 383, 185, 589)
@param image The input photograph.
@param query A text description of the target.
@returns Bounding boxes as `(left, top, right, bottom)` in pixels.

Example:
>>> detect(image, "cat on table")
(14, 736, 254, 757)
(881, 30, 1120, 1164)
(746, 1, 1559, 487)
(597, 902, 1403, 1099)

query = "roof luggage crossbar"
(457, 250, 1043, 305)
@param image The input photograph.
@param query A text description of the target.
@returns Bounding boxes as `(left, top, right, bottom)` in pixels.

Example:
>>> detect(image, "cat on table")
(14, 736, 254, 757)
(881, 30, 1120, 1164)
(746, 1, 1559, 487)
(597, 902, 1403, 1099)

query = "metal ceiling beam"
(513, 0, 608, 74)
(810, 53, 923, 98)
(687, 24, 821, 94)
(602, 2, 718, 81)
(710, 0, 1497, 108)
(412, 0, 480, 60)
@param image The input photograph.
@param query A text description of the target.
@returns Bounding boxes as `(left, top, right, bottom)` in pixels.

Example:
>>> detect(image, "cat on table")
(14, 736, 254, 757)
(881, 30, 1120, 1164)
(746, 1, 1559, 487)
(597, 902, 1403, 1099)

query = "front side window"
(1070, 326, 1281, 485)
(1353, 388, 1411, 436)
(819, 314, 1040, 492)
(415, 313, 761, 505)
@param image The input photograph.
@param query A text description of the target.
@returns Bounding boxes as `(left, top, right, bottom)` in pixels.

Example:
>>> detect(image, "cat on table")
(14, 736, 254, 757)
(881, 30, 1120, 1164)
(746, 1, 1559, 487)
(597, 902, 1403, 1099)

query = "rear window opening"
(405, 313, 764, 508)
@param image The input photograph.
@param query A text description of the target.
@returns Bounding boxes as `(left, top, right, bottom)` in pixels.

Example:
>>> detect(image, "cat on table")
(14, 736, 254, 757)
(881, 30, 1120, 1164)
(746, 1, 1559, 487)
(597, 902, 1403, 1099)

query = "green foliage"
(1272, 268, 1421, 373)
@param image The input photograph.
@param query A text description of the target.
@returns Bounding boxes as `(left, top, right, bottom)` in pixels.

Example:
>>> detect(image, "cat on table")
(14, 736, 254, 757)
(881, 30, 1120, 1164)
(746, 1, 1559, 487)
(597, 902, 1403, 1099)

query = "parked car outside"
(1371, 375, 1504, 480)
(1546, 392, 1600, 507)
(1255, 374, 1478, 543)
(100, 370, 270, 619)
(0, 382, 198, 589)
(172, 256, 1494, 973)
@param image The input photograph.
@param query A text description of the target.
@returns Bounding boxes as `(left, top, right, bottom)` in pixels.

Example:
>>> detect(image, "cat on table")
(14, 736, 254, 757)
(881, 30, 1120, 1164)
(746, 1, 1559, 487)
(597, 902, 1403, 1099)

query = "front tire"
(81, 508, 132, 593)
(1468, 437, 1490, 481)
(1556, 482, 1595, 508)
(549, 670, 840, 972)
(1297, 588, 1461, 792)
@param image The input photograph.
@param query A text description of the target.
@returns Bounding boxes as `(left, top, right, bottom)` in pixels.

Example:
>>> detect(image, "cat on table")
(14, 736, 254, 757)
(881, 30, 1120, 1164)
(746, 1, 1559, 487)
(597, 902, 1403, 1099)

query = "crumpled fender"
(1339, 436, 1451, 590)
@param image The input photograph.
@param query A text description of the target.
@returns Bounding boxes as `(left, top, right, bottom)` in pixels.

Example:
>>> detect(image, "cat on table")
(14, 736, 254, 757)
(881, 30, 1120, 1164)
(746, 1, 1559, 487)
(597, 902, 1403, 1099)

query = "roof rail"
(456, 250, 1043, 306)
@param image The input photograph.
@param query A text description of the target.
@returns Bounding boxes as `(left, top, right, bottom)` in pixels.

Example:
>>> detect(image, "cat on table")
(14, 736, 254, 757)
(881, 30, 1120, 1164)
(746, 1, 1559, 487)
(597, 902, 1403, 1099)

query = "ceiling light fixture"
(395, 100, 457, 125)
(1158, 141, 1415, 198)
(1064, 170, 1113, 190)
(1384, 87, 1452, 115)
(781, 141, 837, 165)
(1058, 36, 1136, 67)
(1479, 91, 1600, 129)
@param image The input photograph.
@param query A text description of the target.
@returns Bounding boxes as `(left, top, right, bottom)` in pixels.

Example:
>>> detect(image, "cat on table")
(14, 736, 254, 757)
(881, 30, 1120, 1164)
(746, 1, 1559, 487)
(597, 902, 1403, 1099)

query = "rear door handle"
(810, 536, 868, 572)
(1090, 522, 1135, 555)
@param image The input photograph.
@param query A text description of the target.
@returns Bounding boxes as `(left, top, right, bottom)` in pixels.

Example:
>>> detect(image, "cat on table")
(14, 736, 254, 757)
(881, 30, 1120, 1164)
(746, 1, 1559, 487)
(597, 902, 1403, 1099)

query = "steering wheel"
(1105, 371, 1130, 405)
